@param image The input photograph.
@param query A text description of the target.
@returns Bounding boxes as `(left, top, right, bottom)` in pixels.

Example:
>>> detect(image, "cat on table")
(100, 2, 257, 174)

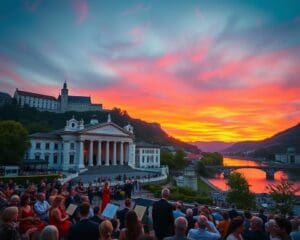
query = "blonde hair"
(50, 195, 65, 210)
(99, 220, 113, 240)
(1, 206, 18, 222)
(40, 225, 59, 240)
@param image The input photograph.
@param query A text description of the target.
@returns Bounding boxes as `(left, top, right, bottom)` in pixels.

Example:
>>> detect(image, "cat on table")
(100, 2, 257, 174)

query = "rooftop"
(15, 89, 57, 101)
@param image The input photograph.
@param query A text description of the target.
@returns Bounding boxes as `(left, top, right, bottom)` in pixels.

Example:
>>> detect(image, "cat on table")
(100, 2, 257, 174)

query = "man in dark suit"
(90, 206, 103, 225)
(152, 188, 174, 240)
(69, 202, 99, 240)
(117, 198, 131, 229)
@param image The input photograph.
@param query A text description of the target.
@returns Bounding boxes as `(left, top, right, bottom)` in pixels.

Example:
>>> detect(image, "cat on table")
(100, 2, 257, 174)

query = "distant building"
(0, 91, 12, 105)
(135, 142, 161, 168)
(14, 82, 102, 113)
(25, 115, 136, 172)
(275, 147, 300, 164)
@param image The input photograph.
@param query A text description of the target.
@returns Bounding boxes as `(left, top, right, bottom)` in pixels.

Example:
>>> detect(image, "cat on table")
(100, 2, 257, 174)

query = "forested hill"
(223, 123, 300, 156)
(0, 103, 198, 152)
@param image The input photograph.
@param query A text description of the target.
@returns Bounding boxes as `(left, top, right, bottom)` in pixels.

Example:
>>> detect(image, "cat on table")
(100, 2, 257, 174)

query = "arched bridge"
(206, 164, 300, 180)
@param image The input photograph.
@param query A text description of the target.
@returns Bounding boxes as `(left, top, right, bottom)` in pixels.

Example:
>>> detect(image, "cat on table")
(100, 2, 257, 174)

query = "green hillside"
(0, 103, 198, 152)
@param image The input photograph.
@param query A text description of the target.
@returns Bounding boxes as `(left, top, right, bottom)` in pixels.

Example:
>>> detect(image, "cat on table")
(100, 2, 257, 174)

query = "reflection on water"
(208, 157, 300, 195)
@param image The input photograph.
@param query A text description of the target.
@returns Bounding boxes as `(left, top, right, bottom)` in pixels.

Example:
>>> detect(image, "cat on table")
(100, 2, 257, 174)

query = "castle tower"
(60, 81, 68, 112)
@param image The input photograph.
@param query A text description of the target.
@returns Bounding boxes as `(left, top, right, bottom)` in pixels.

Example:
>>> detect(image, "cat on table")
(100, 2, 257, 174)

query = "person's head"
(99, 220, 113, 240)
(93, 206, 100, 216)
(38, 192, 46, 202)
(51, 188, 58, 195)
(20, 193, 31, 207)
(175, 201, 182, 210)
(222, 211, 230, 221)
(51, 195, 65, 209)
(69, 188, 76, 196)
(174, 217, 188, 236)
(259, 208, 265, 215)
(81, 195, 89, 203)
(110, 218, 119, 230)
(40, 225, 59, 240)
(79, 202, 90, 218)
(9, 194, 20, 206)
(125, 210, 142, 240)
(200, 206, 210, 218)
(197, 215, 208, 229)
(161, 188, 170, 199)
(275, 216, 292, 236)
(226, 216, 244, 237)
(290, 219, 300, 231)
(186, 208, 193, 217)
(1, 206, 18, 223)
(250, 216, 263, 231)
(125, 198, 131, 208)
(244, 210, 252, 220)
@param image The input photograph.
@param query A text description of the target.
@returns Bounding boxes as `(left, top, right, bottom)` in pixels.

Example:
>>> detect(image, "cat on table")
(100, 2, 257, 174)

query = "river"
(208, 157, 300, 195)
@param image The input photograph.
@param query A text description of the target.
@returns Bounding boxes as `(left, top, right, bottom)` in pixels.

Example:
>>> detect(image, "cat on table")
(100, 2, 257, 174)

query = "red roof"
(16, 90, 57, 101)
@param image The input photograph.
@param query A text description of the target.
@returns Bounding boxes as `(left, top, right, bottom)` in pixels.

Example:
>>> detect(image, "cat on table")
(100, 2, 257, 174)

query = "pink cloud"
(73, 0, 88, 24)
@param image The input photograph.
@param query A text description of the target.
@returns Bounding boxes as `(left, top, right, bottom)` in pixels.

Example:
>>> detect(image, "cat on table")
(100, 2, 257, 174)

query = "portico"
(28, 115, 136, 172)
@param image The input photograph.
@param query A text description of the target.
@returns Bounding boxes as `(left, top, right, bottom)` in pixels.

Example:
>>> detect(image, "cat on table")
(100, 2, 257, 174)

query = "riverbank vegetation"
(196, 152, 223, 177)
(226, 172, 256, 209)
(160, 149, 189, 170)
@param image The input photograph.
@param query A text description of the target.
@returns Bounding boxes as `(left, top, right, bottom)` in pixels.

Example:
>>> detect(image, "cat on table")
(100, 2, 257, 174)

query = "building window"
(35, 154, 40, 161)
(54, 143, 58, 150)
(53, 155, 58, 164)
(36, 143, 41, 149)
(45, 155, 49, 162)
(70, 143, 75, 150)
(70, 155, 74, 164)
(45, 143, 50, 150)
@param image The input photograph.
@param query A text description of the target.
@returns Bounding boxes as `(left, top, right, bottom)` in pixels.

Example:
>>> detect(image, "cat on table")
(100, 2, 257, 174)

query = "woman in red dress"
(49, 195, 72, 238)
(19, 193, 45, 235)
(101, 182, 111, 212)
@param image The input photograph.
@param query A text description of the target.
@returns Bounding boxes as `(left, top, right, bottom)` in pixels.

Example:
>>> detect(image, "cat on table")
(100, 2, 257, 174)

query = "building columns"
(105, 141, 110, 166)
(89, 140, 93, 167)
(63, 141, 70, 171)
(78, 140, 85, 169)
(120, 142, 124, 165)
(113, 142, 117, 165)
(97, 141, 102, 166)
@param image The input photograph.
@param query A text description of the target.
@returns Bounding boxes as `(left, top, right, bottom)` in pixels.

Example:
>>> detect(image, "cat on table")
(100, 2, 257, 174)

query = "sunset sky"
(1, 0, 300, 142)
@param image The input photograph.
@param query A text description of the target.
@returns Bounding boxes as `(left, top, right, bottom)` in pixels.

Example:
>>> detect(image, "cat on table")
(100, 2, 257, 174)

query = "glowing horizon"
(1, 1, 300, 142)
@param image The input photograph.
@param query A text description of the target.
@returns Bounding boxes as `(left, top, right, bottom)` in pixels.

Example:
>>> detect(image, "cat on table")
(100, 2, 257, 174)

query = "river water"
(208, 157, 300, 195)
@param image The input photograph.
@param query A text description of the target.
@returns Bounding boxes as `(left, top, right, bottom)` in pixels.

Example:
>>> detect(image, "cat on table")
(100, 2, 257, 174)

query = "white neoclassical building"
(26, 115, 136, 172)
(135, 142, 161, 168)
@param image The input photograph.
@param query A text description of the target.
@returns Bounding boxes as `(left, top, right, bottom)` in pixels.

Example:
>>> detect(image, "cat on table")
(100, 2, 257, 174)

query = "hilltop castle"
(14, 82, 102, 113)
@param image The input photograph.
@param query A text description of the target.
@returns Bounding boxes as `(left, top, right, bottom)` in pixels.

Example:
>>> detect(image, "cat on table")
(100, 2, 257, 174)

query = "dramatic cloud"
(1, 0, 300, 141)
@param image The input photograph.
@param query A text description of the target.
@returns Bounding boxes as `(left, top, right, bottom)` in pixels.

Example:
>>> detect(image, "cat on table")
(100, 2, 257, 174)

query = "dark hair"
(275, 216, 292, 235)
(259, 208, 264, 214)
(93, 206, 100, 215)
(125, 210, 142, 240)
(79, 202, 90, 217)
(222, 211, 230, 220)
(20, 193, 30, 207)
(244, 210, 252, 219)
(125, 198, 131, 207)
(225, 216, 244, 238)
(110, 218, 118, 229)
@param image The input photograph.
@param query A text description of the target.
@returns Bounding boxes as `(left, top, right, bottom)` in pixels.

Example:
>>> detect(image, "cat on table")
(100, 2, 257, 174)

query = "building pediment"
(81, 123, 131, 137)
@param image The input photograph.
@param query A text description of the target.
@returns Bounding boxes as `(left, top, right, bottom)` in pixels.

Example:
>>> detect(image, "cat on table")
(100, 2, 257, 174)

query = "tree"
(201, 152, 223, 165)
(266, 180, 300, 215)
(196, 161, 208, 177)
(226, 172, 256, 209)
(173, 149, 188, 170)
(0, 121, 30, 165)
(160, 150, 175, 169)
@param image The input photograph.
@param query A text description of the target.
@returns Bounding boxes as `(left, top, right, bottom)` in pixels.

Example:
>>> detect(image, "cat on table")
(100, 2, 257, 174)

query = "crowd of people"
(0, 178, 299, 240)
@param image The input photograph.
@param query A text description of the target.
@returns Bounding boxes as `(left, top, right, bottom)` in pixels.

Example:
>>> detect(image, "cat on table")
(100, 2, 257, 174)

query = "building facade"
(26, 115, 137, 172)
(14, 82, 102, 113)
(275, 147, 300, 164)
(135, 142, 161, 168)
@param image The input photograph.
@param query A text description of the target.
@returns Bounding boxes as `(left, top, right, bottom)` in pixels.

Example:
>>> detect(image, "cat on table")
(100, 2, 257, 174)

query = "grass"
(197, 178, 214, 195)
